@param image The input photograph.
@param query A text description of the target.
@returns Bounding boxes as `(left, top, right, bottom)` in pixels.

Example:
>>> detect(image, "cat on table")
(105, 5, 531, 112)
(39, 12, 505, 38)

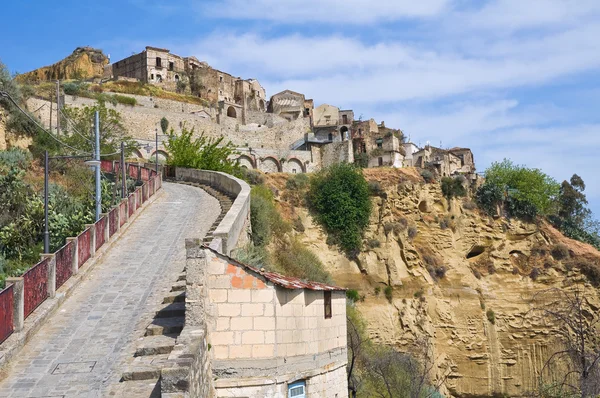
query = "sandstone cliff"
(16, 47, 108, 82)
(265, 169, 600, 397)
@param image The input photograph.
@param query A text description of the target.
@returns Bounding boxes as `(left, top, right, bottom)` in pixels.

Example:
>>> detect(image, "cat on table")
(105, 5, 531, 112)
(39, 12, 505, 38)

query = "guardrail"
(0, 161, 162, 345)
(168, 167, 250, 256)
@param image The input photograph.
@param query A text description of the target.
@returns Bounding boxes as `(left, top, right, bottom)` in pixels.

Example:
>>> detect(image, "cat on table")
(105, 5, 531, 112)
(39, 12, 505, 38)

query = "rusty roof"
(203, 246, 346, 291)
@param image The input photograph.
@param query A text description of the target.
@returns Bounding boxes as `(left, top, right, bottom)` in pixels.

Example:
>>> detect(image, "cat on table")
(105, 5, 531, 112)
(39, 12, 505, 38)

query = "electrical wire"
(0, 91, 89, 155)
(59, 107, 93, 144)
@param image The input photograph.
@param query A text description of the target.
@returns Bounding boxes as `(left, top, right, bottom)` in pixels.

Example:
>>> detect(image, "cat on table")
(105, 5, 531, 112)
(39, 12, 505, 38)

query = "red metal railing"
(128, 194, 135, 217)
(129, 164, 138, 180)
(101, 160, 113, 173)
(141, 168, 150, 182)
(119, 201, 127, 227)
(109, 208, 118, 237)
(77, 228, 92, 268)
(55, 241, 74, 289)
(23, 258, 49, 318)
(0, 284, 14, 343)
(95, 217, 106, 251)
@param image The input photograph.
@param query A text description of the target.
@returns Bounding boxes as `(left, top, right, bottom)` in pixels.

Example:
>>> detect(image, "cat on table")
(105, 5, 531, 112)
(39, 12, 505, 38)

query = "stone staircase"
(115, 181, 234, 397)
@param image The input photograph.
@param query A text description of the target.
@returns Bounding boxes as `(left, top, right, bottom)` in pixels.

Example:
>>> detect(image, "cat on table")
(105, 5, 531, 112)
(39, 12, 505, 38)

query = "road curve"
(0, 182, 220, 398)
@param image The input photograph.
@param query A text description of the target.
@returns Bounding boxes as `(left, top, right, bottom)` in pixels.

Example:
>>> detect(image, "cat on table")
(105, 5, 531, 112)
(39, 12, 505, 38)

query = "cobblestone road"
(0, 182, 220, 398)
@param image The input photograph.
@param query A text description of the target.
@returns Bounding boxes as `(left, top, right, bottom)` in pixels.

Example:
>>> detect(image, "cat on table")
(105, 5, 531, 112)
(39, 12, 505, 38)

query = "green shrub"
(578, 260, 600, 286)
(63, 81, 84, 96)
(236, 168, 265, 185)
(309, 163, 371, 253)
(273, 239, 331, 284)
(408, 225, 418, 240)
(384, 286, 393, 303)
(530, 267, 540, 281)
(550, 244, 570, 260)
(476, 182, 504, 216)
(286, 173, 309, 191)
(463, 201, 477, 210)
(354, 152, 369, 168)
(441, 177, 466, 199)
(486, 309, 496, 324)
(249, 185, 289, 247)
(393, 218, 408, 234)
(346, 289, 360, 303)
(420, 169, 434, 183)
(368, 181, 385, 197)
(383, 223, 394, 235)
(293, 217, 305, 233)
(374, 286, 381, 296)
(367, 239, 381, 249)
(160, 117, 169, 134)
(113, 94, 137, 106)
(414, 289, 424, 299)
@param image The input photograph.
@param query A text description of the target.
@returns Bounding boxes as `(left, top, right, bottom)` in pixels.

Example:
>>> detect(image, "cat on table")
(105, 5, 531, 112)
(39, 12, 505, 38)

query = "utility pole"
(155, 130, 159, 175)
(95, 111, 101, 221)
(49, 93, 53, 133)
(121, 141, 126, 198)
(56, 80, 60, 136)
(44, 151, 50, 254)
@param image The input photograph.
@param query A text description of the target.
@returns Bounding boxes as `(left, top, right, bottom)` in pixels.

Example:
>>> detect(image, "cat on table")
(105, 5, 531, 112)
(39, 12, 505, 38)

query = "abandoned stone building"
(413, 145, 476, 177)
(197, 247, 349, 397)
(267, 90, 313, 122)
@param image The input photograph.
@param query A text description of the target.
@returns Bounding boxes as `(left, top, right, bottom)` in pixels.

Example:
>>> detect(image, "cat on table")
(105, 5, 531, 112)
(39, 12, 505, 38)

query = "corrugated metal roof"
(203, 246, 346, 291)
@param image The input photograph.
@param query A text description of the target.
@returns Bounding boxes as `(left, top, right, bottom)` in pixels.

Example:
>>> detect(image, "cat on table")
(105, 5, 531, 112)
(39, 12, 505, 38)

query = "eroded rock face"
(16, 47, 109, 82)
(274, 172, 600, 397)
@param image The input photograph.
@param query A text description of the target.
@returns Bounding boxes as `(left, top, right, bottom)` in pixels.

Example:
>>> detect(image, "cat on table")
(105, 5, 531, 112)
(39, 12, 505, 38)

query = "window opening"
(169, 61, 174, 71)
(324, 291, 332, 319)
(289, 380, 306, 398)
(156, 57, 162, 68)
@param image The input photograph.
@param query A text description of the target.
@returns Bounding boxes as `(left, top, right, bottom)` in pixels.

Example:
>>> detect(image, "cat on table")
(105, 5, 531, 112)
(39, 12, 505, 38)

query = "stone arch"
(227, 106, 237, 118)
(150, 150, 169, 162)
(283, 157, 305, 173)
(260, 156, 281, 173)
(340, 126, 349, 141)
(236, 155, 256, 169)
(131, 148, 145, 160)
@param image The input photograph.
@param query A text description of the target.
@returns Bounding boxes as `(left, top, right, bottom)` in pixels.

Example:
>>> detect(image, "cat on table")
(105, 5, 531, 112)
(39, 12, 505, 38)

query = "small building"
(200, 247, 349, 397)
(313, 104, 353, 143)
(413, 145, 476, 177)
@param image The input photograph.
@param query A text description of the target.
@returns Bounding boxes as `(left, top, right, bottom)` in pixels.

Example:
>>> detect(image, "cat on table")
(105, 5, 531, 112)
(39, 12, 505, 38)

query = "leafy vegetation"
(309, 163, 371, 254)
(165, 127, 238, 174)
(441, 176, 466, 199)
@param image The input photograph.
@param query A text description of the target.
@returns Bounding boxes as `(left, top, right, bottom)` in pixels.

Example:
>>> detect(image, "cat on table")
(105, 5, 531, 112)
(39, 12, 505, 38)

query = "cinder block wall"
(200, 249, 349, 397)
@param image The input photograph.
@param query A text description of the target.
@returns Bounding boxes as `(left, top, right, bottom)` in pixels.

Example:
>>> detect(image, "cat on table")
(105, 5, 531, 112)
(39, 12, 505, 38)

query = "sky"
(2, 0, 600, 216)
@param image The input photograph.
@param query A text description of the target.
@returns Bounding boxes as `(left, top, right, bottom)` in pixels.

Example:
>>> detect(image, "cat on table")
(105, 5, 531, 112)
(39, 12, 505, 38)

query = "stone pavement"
(0, 182, 220, 398)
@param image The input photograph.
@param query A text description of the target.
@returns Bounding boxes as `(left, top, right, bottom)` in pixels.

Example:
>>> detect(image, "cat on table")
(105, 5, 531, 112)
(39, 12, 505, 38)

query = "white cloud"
(200, 0, 449, 24)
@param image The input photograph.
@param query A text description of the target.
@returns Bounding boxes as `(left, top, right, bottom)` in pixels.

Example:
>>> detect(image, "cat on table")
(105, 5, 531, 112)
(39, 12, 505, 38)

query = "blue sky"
(2, 0, 600, 216)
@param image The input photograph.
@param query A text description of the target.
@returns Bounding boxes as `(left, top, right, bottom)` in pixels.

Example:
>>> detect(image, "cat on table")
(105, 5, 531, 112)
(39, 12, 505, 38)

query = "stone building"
(313, 104, 353, 143)
(200, 247, 349, 397)
(352, 119, 406, 168)
(267, 90, 312, 121)
(111, 46, 186, 91)
(413, 145, 476, 177)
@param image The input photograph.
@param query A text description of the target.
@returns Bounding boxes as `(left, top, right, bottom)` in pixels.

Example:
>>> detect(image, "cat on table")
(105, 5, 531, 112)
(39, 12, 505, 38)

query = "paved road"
(0, 182, 220, 398)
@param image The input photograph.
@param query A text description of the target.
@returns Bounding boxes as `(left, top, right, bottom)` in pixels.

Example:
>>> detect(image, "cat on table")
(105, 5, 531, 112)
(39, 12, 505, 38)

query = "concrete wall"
(174, 168, 250, 256)
(322, 141, 354, 168)
(199, 249, 348, 398)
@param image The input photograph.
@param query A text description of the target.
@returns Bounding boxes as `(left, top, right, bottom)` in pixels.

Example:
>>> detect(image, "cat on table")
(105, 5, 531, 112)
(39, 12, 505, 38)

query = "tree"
(558, 174, 590, 228)
(441, 177, 466, 200)
(483, 159, 560, 215)
(309, 163, 371, 254)
(0, 60, 37, 137)
(160, 117, 169, 134)
(529, 288, 600, 397)
(165, 126, 238, 174)
(59, 103, 137, 159)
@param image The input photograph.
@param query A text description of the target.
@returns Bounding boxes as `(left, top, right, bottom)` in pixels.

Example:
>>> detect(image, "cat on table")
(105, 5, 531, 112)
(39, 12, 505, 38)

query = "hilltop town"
(21, 46, 476, 180)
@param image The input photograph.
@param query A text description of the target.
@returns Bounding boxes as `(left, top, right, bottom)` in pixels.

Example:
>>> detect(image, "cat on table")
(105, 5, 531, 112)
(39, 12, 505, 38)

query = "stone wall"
(322, 140, 354, 168)
(174, 168, 251, 256)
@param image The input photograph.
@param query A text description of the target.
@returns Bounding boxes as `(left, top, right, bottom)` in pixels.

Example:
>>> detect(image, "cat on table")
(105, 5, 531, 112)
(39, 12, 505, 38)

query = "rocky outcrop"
(266, 169, 600, 397)
(16, 47, 109, 82)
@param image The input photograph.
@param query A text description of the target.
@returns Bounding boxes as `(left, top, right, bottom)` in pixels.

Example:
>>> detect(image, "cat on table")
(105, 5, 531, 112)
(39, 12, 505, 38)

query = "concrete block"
(241, 331, 264, 344)
(227, 289, 251, 303)
(230, 317, 253, 331)
(253, 317, 275, 331)
(209, 289, 228, 303)
(251, 290, 272, 303)
(213, 346, 229, 360)
(241, 303, 263, 316)
(207, 259, 225, 275)
(209, 275, 232, 289)
(218, 303, 241, 317)
(216, 318, 230, 331)
(211, 331, 234, 345)
(229, 345, 252, 359)
(265, 331, 275, 344)
(251, 344, 274, 358)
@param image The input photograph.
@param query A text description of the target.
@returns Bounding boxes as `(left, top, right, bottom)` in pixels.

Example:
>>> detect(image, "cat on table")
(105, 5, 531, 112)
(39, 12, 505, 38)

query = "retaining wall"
(174, 168, 250, 256)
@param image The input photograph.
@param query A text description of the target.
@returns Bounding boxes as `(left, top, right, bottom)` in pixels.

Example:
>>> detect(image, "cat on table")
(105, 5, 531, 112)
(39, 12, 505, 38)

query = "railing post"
(85, 224, 96, 257)
(123, 198, 129, 224)
(41, 254, 56, 299)
(66, 237, 79, 275)
(5, 277, 24, 332)
(101, 213, 110, 243)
